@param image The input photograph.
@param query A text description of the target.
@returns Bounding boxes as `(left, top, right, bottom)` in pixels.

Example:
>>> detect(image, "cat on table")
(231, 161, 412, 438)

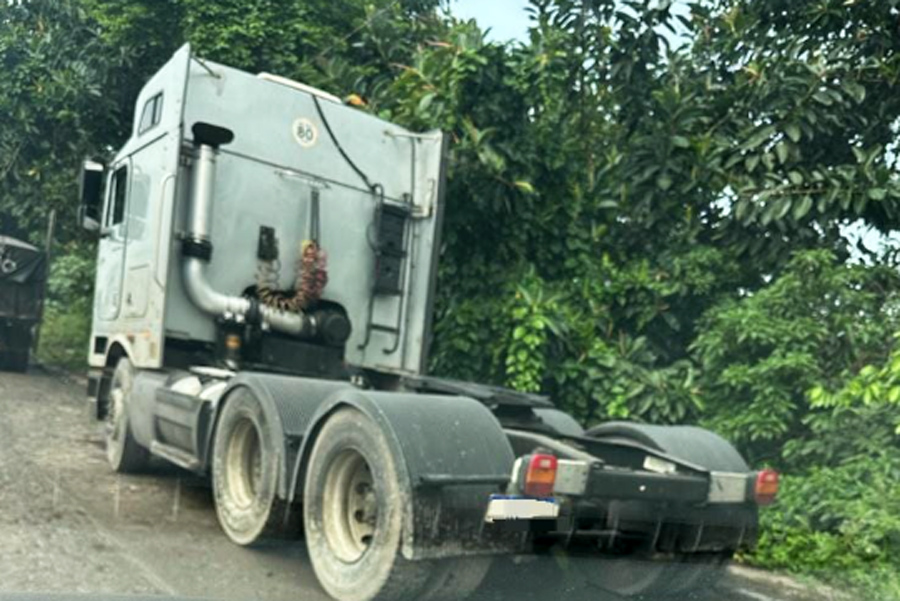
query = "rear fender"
(208, 373, 519, 560)
(290, 388, 519, 560)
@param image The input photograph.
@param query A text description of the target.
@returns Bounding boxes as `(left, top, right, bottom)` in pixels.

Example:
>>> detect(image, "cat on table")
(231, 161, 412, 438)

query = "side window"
(138, 93, 164, 135)
(106, 166, 129, 228)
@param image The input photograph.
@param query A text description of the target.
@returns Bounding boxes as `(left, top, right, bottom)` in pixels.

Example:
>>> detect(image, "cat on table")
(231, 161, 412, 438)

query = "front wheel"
(105, 357, 150, 473)
(304, 408, 432, 601)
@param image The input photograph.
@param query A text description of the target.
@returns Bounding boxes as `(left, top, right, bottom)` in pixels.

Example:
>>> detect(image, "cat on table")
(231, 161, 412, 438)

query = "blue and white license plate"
(484, 494, 560, 522)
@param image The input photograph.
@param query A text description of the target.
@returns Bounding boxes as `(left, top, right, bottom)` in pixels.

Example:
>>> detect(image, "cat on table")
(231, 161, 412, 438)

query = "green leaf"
(775, 197, 791, 220)
(734, 199, 751, 222)
(812, 90, 833, 106)
(785, 124, 802, 143)
(671, 135, 690, 149)
(417, 93, 435, 114)
(514, 180, 535, 194)
(888, 387, 900, 404)
(868, 188, 886, 201)
(792, 196, 813, 220)
(656, 173, 673, 191)
(776, 142, 789, 165)
(745, 155, 760, 173)
(844, 81, 866, 104)
(745, 125, 776, 150)
(788, 171, 804, 185)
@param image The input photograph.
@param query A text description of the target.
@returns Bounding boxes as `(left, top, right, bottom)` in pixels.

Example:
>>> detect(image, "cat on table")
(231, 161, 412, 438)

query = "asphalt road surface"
(0, 370, 832, 601)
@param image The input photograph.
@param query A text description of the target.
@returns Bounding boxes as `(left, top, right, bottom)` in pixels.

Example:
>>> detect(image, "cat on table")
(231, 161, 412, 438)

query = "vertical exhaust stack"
(181, 122, 316, 338)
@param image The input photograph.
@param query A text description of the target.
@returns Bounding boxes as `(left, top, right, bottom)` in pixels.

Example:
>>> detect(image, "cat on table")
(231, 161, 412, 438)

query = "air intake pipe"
(181, 123, 316, 338)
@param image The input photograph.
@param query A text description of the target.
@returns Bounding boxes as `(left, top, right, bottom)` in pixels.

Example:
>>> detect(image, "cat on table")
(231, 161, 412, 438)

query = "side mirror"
(78, 160, 105, 233)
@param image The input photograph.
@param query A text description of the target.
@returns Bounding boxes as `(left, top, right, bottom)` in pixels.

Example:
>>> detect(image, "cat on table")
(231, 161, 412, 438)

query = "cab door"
(95, 160, 131, 322)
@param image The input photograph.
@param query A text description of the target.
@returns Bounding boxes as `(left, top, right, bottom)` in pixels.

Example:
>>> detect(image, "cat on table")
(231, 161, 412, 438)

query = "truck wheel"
(577, 549, 673, 597)
(666, 551, 732, 594)
(304, 408, 432, 601)
(212, 389, 295, 546)
(105, 358, 151, 473)
(417, 558, 492, 601)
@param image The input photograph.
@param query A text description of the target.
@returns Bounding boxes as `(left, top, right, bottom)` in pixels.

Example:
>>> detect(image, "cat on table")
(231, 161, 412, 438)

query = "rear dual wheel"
(303, 408, 430, 601)
(212, 402, 489, 601)
(303, 408, 490, 601)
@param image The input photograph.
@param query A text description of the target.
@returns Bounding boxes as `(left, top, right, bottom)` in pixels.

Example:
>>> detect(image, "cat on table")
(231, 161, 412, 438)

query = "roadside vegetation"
(1, 0, 899, 596)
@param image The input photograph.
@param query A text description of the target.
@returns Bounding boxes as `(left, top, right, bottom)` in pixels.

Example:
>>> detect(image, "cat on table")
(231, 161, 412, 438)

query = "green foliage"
(0, 0, 123, 244)
(36, 245, 95, 369)
(753, 459, 900, 598)
(693, 250, 900, 464)
(693, 251, 900, 588)
(36, 301, 91, 369)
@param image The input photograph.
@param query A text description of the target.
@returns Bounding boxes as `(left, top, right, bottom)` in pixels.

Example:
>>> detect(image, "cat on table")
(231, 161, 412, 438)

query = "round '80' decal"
(293, 118, 319, 148)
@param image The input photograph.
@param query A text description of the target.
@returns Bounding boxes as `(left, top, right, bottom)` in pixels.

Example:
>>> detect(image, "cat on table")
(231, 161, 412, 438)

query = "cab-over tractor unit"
(80, 46, 777, 601)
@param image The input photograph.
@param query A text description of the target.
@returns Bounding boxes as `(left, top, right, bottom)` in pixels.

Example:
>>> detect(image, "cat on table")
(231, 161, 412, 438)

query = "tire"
(212, 389, 296, 546)
(576, 553, 672, 597)
(418, 558, 492, 601)
(105, 357, 151, 473)
(304, 408, 433, 601)
(666, 552, 731, 595)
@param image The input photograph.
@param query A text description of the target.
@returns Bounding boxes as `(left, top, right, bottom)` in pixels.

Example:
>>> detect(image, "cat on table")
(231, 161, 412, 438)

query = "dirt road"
(0, 370, 828, 601)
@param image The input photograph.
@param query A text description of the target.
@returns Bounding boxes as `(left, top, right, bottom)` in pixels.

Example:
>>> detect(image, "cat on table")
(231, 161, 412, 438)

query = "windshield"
(1, 1, 898, 601)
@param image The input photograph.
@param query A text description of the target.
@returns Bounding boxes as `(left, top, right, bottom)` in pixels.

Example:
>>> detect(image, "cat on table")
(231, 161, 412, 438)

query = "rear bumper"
(513, 456, 759, 506)
(484, 456, 761, 554)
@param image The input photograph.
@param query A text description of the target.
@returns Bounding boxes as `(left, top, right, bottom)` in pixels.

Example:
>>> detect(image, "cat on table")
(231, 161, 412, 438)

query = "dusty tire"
(304, 408, 432, 601)
(105, 358, 151, 473)
(418, 558, 492, 601)
(212, 389, 295, 546)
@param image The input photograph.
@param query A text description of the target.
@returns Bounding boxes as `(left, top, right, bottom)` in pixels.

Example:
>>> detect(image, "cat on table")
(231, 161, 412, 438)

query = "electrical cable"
(312, 94, 376, 192)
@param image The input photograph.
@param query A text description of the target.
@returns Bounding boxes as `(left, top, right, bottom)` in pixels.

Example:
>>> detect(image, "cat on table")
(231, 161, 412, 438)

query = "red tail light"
(754, 469, 779, 505)
(523, 454, 558, 498)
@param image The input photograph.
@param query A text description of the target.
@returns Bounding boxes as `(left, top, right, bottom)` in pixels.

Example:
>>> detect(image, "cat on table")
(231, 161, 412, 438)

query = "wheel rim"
(322, 449, 377, 563)
(225, 418, 263, 509)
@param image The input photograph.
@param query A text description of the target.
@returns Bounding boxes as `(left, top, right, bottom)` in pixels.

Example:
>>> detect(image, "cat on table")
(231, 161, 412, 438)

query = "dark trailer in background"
(0, 236, 46, 372)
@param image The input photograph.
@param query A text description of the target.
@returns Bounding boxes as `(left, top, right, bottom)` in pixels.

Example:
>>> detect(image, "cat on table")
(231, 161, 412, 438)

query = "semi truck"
(80, 45, 777, 601)
(0, 235, 46, 372)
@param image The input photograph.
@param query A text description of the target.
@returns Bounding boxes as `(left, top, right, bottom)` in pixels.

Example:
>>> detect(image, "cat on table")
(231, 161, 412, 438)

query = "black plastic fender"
(292, 387, 519, 560)
(586, 421, 749, 472)
(210, 373, 519, 560)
